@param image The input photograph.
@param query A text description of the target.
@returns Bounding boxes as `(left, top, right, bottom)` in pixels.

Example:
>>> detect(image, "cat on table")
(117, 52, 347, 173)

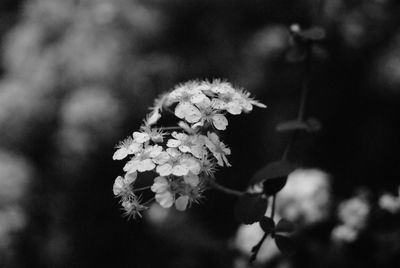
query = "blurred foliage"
(1, 0, 400, 267)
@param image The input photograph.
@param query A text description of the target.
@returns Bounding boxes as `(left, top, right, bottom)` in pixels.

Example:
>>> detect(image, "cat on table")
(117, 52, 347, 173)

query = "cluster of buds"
(113, 80, 266, 219)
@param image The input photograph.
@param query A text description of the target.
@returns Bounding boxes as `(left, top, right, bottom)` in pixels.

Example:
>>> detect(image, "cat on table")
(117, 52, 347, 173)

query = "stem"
(297, 41, 312, 121)
(270, 194, 276, 220)
(133, 186, 152, 192)
(251, 30, 314, 264)
(250, 194, 277, 263)
(142, 197, 155, 206)
(207, 179, 244, 197)
(160, 126, 182, 130)
(283, 41, 312, 161)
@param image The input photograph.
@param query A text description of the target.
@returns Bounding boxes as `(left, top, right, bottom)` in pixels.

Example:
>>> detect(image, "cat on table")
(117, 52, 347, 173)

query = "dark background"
(1, 0, 400, 267)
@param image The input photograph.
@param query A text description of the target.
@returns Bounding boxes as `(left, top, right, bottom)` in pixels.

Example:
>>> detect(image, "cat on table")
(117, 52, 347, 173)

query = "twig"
(250, 194, 277, 262)
(159, 126, 182, 130)
(133, 186, 152, 192)
(207, 179, 244, 197)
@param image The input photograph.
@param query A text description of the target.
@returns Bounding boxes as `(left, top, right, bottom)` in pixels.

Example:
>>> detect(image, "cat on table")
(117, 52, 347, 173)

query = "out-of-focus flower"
(0, 151, 32, 204)
(338, 195, 370, 229)
(58, 87, 121, 156)
(277, 168, 332, 225)
(0, 152, 31, 255)
(233, 223, 280, 265)
(379, 186, 400, 213)
(0, 206, 27, 250)
(332, 194, 370, 242)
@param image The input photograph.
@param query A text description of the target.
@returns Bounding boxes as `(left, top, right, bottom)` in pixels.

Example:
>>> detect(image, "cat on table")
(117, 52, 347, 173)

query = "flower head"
(112, 79, 266, 218)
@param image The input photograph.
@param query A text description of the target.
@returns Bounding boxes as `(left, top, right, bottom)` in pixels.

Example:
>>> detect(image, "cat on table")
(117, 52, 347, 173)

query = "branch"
(250, 194, 277, 262)
(207, 179, 244, 197)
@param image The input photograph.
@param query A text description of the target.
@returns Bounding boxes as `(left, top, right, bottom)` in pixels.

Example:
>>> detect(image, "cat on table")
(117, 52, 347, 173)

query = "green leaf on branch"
(275, 234, 296, 256)
(259, 216, 275, 233)
(276, 120, 309, 132)
(263, 177, 288, 195)
(250, 161, 299, 195)
(275, 219, 296, 234)
(234, 193, 269, 224)
(276, 117, 321, 133)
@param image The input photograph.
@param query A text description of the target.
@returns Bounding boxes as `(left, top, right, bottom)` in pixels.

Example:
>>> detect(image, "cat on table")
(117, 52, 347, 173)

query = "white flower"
(121, 196, 147, 219)
(113, 172, 137, 196)
(237, 89, 267, 113)
(123, 145, 162, 173)
(140, 125, 165, 143)
(151, 176, 174, 208)
(379, 186, 400, 214)
(155, 148, 182, 176)
(204, 132, 231, 167)
(168, 82, 210, 123)
(208, 80, 236, 95)
(192, 98, 229, 130)
(175, 195, 190, 211)
(144, 110, 161, 126)
(166, 131, 206, 158)
(179, 155, 201, 175)
(338, 196, 370, 229)
(132, 131, 150, 143)
(183, 173, 200, 187)
(112, 137, 142, 160)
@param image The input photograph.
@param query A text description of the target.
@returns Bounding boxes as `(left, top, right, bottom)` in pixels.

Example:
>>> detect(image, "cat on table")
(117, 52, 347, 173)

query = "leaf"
(234, 193, 269, 224)
(275, 235, 296, 256)
(263, 177, 288, 195)
(259, 216, 275, 233)
(250, 161, 299, 186)
(276, 120, 309, 132)
(275, 219, 296, 234)
(276, 118, 321, 133)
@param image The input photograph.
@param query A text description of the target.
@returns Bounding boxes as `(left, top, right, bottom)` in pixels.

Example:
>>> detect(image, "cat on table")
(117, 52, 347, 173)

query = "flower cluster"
(113, 80, 266, 219)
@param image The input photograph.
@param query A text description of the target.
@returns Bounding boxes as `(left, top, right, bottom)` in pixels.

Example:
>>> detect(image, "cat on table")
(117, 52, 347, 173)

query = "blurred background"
(1, 0, 400, 267)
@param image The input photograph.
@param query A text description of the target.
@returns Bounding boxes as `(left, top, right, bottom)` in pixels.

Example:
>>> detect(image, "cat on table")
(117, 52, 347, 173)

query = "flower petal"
(133, 132, 150, 143)
(113, 148, 128, 160)
(212, 114, 228, 130)
(172, 164, 189, 176)
(156, 191, 174, 208)
(167, 139, 181, 148)
(156, 163, 173, 176)
(124, 171, 137, 184)
(113, 176, 124, 195)
(184, 174, 200, 187)
(175, 195, 189, 211)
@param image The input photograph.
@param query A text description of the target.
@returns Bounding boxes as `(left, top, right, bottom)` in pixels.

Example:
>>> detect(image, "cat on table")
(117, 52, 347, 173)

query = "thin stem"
(297, 41, 312, 121)
(159, 126, 182, 130)
(133, 186, 152, 192)
(142, 197, 155, 206)
(283, 41, 312, 161)
(207, 179, 244, 197)
(250, 232, 268, 263)
(281, 134, 295, 161)
(250, 194, 277, 263)
(270, 194, 276, 220)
